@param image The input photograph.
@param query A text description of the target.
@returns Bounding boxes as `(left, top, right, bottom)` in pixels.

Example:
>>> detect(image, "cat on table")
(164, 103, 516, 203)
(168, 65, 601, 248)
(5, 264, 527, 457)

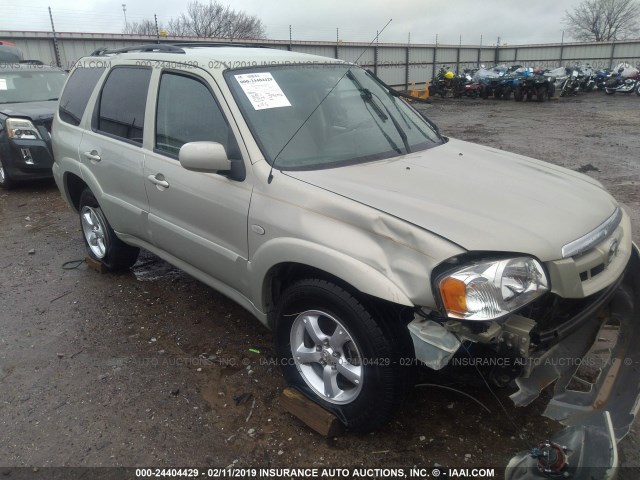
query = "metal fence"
(2, 30, 640, 89)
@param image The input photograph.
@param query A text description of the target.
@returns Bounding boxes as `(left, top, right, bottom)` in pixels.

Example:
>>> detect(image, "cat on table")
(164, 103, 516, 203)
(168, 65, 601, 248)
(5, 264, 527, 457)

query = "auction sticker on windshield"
(234, 72, 291, 110)
(0, 79, 7, 90)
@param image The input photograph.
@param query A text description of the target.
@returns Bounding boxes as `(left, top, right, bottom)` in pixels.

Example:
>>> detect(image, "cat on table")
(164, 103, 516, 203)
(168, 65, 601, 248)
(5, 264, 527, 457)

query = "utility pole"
(288, 25, 292, 51)
(433, 33, 438, 82)
(374, 30, 379, 75)
(154, 14, 160, 43)
(48, 6, 61, 68)
(122, 4, 127, 28)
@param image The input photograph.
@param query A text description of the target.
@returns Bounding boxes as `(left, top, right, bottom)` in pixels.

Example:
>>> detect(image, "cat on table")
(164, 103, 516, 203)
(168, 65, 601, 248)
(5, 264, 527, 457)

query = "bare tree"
(123, 19, 161, 36)
(563, 0, 640, 41)
(168, 1, 266, 39)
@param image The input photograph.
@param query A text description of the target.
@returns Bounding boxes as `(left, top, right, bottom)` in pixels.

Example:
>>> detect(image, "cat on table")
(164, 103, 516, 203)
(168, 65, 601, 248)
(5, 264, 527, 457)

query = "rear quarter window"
(58, 67, 105, 126)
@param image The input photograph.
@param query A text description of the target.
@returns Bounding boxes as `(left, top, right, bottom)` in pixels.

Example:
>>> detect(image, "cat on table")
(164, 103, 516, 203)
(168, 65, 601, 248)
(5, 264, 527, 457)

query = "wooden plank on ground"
(85, 257, 107, 274)
(280, 387, 344, 437)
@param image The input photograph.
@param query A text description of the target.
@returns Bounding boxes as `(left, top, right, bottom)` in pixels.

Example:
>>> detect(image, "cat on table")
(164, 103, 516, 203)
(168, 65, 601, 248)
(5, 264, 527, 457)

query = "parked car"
(52, 45, 640, 437)
(0, 40, 23, 62)
(0, 63, 66, 188)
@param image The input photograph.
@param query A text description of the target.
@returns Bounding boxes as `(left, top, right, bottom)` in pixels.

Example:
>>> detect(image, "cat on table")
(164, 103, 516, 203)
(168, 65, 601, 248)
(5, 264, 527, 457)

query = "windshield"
(226, 64, 441, 170)
(0, 69, 67, 104)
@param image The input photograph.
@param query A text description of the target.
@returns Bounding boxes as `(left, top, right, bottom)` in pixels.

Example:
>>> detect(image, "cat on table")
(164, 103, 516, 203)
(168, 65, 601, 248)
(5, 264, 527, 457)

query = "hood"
(0, 100, 57, 121)
(284, 138, 617, 261)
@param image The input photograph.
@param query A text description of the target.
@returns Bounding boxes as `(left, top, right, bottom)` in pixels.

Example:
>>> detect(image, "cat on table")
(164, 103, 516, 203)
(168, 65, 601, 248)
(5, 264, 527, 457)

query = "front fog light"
(438, 257, 549, 321)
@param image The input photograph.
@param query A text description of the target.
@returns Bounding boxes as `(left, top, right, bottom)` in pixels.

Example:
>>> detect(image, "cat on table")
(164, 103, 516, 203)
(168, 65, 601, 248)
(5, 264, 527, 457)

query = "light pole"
(122, 4, 127, 28)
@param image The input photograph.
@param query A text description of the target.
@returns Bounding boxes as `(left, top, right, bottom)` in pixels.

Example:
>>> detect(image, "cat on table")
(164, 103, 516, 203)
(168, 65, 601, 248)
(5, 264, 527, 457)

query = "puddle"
(131, 254, 186, 282)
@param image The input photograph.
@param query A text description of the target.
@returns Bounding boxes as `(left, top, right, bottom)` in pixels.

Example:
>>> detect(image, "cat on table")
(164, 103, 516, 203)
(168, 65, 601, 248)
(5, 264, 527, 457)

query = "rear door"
(143, 68, 252, 294)
(78, 64, 152, 239)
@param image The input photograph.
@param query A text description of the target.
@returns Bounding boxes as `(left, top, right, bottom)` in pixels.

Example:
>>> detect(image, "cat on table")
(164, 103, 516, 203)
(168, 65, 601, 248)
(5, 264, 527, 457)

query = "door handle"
(147, 174, 169, 189)
(82, 150, 101, 162)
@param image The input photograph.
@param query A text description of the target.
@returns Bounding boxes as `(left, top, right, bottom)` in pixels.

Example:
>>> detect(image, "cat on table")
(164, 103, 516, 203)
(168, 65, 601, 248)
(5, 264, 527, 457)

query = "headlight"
(437, 257, 549, 321)
(6, 118, 42, 140)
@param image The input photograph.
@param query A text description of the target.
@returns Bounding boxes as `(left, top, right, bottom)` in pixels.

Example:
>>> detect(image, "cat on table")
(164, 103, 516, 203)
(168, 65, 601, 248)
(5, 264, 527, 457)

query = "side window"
(155, 72, 239, 158)
(58, 67, 105, 126)
(96, 67, 151, 144)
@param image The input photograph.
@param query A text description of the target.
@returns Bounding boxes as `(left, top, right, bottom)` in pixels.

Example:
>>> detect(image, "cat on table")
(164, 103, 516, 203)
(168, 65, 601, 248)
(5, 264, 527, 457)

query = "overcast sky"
(3, 0, 581, 45)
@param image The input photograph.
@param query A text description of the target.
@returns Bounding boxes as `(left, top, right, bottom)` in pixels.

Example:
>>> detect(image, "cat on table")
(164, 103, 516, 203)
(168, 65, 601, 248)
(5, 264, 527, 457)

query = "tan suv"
(52, 44, 640, 436)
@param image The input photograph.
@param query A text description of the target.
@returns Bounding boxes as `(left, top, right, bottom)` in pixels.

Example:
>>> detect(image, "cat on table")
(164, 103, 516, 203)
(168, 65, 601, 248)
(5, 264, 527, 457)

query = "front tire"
(79, 189, 139, 271)
(536, 86, 547, 102)
(0, 155, 14, 189)
(275, 279, 412, 432)
(548, 83, 556, 98)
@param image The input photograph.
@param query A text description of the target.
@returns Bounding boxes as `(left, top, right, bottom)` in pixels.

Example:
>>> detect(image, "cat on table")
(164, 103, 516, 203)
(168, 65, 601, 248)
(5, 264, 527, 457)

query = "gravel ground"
(0, 91, 638, 479)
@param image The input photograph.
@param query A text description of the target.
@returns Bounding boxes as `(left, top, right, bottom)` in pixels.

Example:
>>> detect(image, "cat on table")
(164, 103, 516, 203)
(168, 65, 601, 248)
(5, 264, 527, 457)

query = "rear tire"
(536, 86, 547, 102)
(274, 278, 413, 433)
(79, 189, 139, 271)
(548, 83, 556, 98)
(0, 155, 15, 189)
(560, 80, 569, 97)
(514, 86, 524, 102)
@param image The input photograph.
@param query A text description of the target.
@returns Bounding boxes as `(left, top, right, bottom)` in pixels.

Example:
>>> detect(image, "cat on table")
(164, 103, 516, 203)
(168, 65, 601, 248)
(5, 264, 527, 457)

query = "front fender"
(248, 237, 414, 309)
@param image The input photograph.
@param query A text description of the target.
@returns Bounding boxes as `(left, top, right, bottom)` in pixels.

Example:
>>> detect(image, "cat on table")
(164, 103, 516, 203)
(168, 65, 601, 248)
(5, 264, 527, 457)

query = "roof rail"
(171, 42, 271, 49)
(89, 44, 186, 56)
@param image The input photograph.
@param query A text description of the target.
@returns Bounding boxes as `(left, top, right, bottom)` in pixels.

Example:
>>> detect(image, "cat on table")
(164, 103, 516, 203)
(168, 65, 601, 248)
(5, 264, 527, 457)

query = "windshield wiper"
(365, 69, 443, 142)
(369, 90, 411, 153)
(346, 71, 411, 154)
(346, 70, 387, 121)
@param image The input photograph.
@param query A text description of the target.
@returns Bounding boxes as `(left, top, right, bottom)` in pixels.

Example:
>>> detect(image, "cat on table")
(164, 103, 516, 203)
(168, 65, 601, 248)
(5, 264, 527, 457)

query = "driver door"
(143, 69, 252, 294)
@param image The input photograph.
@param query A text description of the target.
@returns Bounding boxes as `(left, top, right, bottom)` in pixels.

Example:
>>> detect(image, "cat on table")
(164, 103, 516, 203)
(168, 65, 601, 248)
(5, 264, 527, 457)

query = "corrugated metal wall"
(2, 31, 639, 89)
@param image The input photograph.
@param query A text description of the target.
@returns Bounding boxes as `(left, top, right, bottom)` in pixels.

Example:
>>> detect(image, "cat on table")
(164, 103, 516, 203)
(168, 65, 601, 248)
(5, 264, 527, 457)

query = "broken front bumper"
(410, 243, 640, 442)
(511, 243, 640, 441)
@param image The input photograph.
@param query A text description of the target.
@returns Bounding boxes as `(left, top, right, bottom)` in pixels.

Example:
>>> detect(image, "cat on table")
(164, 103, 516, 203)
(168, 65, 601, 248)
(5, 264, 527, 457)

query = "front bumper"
(511, 243, 640, 441)
(410, 244, 640, 441)
(0, 136, 54, 181)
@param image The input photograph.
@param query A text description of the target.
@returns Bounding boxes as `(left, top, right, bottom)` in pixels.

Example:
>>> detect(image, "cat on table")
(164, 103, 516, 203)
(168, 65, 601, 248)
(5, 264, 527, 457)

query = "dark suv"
(0, 63, 66, 188)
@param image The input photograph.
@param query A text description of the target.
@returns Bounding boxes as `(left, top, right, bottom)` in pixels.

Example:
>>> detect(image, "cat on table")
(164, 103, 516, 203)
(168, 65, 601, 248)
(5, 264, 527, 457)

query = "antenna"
(267, 19, 393, 184)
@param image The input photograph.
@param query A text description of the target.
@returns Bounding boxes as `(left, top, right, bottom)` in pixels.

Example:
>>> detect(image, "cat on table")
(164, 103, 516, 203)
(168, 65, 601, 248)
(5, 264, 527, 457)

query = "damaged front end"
(409, 243, 640, 477)
(505, 411, 619, 480)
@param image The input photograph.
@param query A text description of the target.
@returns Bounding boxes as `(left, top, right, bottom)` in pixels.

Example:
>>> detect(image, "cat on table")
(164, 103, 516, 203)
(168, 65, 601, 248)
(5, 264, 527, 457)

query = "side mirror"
(179, 142, 231, 173)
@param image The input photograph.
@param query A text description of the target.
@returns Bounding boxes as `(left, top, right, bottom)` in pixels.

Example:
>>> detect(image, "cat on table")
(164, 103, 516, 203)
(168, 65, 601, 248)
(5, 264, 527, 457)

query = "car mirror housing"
(179, 142, 232, 173)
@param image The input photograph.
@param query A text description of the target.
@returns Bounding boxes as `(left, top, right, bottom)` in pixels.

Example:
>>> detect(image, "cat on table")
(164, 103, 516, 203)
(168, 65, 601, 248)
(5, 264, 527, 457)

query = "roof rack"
(90, 44, 186, 56)
(171, 42, 271, 49)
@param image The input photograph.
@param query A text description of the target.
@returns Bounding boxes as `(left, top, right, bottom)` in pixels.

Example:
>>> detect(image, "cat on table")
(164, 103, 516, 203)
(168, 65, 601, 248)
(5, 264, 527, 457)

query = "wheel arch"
(251, 239, 415, 328)
(64, 172, 88, 212)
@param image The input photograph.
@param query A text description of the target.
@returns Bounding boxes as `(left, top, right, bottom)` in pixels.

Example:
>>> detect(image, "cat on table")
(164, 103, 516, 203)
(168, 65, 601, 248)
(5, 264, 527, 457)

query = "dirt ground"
(0, 92, 639, 478)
